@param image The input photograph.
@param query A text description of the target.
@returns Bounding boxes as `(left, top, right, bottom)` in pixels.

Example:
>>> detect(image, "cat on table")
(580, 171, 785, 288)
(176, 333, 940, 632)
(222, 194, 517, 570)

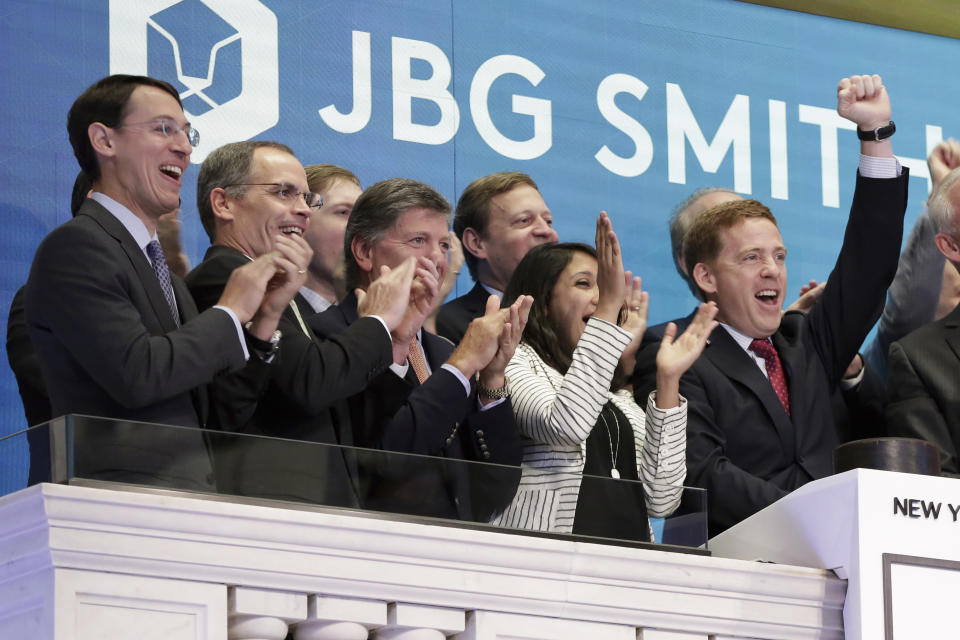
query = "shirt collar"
(480, 281, 503, 299)
(90, 192, 158, 258)
(298, 286, 334, 313)
(720, 322, 771, 352)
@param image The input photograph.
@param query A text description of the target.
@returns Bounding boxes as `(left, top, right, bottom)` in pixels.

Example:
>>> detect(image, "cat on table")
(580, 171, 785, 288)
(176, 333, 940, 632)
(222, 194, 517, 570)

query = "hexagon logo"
(109, 0, 279, 163)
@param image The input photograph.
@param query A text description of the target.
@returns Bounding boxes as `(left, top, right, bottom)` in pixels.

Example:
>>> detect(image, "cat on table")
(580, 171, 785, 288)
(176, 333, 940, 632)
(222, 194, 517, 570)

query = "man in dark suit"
(652, 185, 886, 445)
(23, 75, 307, 490)
(436, 172, 556, 343)
(886, 166, 960, 476)
(634, 74, 909, 535)
(186, 141, 415, 506)
(311, 178, 531, 521)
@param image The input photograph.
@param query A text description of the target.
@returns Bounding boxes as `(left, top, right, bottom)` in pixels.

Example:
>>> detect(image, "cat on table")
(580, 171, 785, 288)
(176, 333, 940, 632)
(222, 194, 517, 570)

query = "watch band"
(856, 120, 895, 141)
(477, 382, 509, 399)
(244, 323, 282, 361)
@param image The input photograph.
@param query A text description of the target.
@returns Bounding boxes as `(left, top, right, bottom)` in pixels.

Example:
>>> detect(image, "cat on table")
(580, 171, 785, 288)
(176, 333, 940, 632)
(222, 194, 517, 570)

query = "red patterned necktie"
(749, 338, 790, 416)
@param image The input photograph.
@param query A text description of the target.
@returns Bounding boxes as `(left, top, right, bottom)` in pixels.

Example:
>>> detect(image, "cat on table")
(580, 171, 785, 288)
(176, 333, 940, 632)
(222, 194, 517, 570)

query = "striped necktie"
(146, 240, 179, 326)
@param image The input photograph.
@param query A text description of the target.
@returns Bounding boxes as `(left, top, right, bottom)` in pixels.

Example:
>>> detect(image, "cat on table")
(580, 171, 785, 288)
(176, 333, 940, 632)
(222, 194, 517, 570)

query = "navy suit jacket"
(310, 292, 522, 520)
(436, 282, 490, 344)
(634, 171, 909, 535)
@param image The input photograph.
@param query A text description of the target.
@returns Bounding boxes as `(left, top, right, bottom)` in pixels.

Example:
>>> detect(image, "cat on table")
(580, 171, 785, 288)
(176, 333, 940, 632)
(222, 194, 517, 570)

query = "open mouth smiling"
(159, 165, 183, 181)
(755, 289, 779, 305)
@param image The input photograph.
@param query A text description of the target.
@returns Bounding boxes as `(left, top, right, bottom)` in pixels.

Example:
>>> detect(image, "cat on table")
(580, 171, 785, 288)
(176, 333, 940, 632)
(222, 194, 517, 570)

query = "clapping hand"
(594, 211, 626, 324)
(616, 273, 649, 378)
(785, 279, 825, 314)
(653, 302, 718, 409)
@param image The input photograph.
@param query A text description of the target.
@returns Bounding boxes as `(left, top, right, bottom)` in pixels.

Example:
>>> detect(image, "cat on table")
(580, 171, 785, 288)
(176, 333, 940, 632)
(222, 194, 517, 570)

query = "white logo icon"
(109, 0, 279, 163)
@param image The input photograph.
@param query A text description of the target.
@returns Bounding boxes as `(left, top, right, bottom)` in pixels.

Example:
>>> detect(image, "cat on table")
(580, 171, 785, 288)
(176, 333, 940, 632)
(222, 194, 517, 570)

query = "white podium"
(710, 468, 960, 640)
(0, 482, 845, 640)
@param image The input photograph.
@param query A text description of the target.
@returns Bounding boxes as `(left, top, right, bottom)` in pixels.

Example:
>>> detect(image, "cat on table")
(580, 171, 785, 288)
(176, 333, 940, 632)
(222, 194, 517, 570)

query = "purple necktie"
(146, 240, 180, 326)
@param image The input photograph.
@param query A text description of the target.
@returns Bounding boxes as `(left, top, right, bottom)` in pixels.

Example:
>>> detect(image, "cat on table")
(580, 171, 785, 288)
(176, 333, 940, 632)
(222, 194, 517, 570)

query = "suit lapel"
(422, 331, 455, 373)
(340, 291, 361, 324)
(288, 293, 319, 340)
(170, 275, 208, 426)
(82, 201, 179, 333)
(942, 306, 960, 363)
(705, 326, 794, 451)
(467, 282, 491, 316)
(770, 331, 799, 455)
(170, 275, 196, 324)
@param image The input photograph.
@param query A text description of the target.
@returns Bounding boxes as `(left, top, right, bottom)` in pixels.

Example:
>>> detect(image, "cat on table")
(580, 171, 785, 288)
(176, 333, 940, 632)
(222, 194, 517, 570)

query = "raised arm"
(806, 74, 908, 384)
(863, 140, 960, 377)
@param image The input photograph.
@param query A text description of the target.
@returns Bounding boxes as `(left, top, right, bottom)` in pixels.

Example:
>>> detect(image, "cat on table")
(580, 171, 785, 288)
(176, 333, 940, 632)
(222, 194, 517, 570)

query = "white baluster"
(372, 602, 465, 640)
(294, 595, 388, 640)
(228, 586, 307, 640)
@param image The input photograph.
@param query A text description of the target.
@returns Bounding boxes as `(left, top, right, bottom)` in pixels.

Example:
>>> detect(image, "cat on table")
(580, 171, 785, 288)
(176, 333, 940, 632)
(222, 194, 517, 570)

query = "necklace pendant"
(610, 468, 620, 479)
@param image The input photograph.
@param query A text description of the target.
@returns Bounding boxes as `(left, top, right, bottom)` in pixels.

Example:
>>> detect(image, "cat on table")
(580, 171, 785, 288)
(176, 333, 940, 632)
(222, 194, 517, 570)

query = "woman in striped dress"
(493, 213, 717, 541)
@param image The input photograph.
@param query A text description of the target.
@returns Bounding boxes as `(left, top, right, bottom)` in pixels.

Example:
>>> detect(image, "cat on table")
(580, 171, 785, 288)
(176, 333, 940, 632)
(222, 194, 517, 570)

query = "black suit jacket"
(642, 309, 885, 444)
(634, 171, 908, 536)
(185, 245, 394, 506)
(310, 292, 522, 520)
(7, 286, 51, 427)
(7, 285, 53, 485)
(436, 282, 490, 344)
(24, 199, 250, 490)
(886, 302, 960, 475)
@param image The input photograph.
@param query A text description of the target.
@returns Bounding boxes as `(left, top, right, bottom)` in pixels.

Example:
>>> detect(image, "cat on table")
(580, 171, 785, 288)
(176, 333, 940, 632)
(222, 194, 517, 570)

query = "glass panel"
(0, 415, 708, 552)
(0, 419, 60, 494)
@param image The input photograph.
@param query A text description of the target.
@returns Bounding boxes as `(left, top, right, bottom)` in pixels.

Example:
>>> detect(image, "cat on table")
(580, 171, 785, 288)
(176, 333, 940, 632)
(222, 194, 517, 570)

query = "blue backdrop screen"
(1, 0, 955, 484)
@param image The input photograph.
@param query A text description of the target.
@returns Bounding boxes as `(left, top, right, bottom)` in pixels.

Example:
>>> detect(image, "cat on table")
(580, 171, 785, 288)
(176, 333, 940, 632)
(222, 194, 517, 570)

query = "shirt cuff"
(440, 363, 472, 396)
(477, 395, 507, 411)
(859, 154, 901, 178)
(646, 390, 687, 416)
(366, 314, 391, 339)
(839, 361, 866, 390)
(213, 305, 249, 361)
(390, 361, 409, 378)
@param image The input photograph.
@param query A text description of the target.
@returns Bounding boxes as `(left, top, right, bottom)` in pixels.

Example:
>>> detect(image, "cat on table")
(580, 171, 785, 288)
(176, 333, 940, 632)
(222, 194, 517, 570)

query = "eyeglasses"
(115, 117, 200, 147)
(223, 183, 323, 209)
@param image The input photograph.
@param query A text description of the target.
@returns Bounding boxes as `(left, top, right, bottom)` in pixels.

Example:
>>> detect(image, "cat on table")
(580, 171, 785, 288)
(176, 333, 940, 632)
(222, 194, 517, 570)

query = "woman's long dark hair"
(503, 242, 597, 374)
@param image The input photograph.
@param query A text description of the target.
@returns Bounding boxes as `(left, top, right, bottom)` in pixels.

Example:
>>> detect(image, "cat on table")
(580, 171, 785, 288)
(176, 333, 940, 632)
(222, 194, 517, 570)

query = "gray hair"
(344, 178, 451, 289)
(929, 167, 960, 238)
(196, 140, 295, 243)
(669, 187, 739, 300)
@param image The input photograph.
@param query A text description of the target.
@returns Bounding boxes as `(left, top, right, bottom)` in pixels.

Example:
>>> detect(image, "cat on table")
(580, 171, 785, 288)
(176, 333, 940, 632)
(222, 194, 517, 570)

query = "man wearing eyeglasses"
(24, 75, 308, 491)
(185, 141, 416, 507)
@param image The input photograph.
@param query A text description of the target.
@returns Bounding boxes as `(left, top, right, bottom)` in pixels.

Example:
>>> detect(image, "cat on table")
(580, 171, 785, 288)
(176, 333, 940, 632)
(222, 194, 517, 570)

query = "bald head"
(670, 187, 743, 299)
